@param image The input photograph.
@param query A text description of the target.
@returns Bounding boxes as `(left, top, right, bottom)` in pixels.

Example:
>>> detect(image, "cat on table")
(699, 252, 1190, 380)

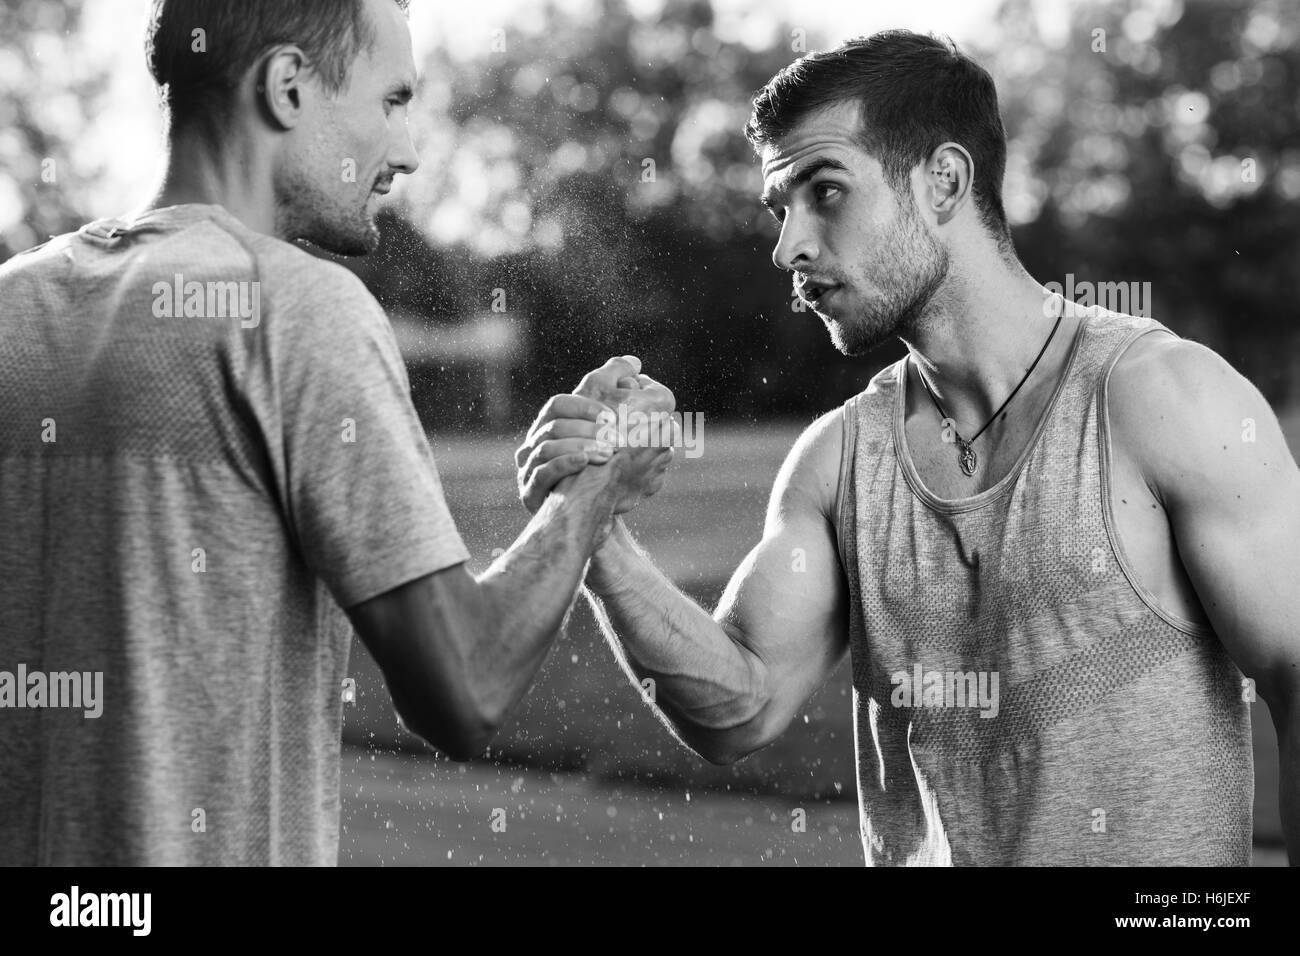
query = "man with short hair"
(0, 0, 671, 865)
(519, 31, 1300, 865)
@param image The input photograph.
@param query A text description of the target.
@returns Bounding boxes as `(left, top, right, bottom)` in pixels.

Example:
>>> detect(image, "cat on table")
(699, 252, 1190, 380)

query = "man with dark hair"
(0, 0, 672, 865)
(746, 31, 1012, 243)
(519, 31, 1300, 865)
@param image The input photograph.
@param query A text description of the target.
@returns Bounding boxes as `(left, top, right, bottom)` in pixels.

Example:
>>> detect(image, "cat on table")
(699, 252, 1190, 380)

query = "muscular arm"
(347, 460, 622, 761)
(583, 409, 851, 764)
(345, 356, 669, 762)
(1110, 335, 1300, 864)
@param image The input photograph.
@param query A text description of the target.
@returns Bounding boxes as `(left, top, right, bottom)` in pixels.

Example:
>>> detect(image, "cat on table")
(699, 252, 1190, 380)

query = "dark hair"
(145, 0, 409, 135)
(745, 30, 1010, 241)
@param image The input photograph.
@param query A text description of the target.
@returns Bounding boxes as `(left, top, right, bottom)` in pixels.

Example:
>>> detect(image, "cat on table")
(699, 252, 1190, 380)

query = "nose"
(771, 209, 817, 272)
(389, 121, 420, 177)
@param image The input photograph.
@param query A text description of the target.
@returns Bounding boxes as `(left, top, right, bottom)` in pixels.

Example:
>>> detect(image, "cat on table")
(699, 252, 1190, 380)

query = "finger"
(623, 375, 675, 414)
(521, 452, 590, 512)
(607, 354, 642, 378)
(534, 418, 603, 445)
(538, 393, 614, 427)
(523, 438, 612, 483)
(517, 419, 607, 468)
(519, 396, 615, 468)
(576, 355, 642, 398)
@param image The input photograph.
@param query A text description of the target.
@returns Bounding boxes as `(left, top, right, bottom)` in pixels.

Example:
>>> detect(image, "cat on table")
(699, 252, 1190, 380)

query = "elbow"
(691, 673, 774, 765)
(455, 704, 507, 761)
(437, 727, 495, 763)
(446, 683, 513, 762)
(412, 714, 499, 763)
(692, 732, 762, 767)
(699, 746, 743, 767)
(681, 705, 771, 767)
(397, 695, 504, 763)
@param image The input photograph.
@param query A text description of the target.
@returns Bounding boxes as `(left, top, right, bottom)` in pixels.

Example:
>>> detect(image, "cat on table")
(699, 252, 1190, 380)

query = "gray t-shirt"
(0, 204, 470, 865)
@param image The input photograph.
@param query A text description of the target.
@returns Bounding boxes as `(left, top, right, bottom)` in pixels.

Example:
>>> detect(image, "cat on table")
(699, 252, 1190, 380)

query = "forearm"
(584, 519, 769, 763)
(468, 463, 619, 726)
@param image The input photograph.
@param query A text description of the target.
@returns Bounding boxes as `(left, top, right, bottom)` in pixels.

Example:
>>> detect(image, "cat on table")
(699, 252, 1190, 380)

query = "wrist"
(557, 458, 622, 548)
(587, 517, 633, 593)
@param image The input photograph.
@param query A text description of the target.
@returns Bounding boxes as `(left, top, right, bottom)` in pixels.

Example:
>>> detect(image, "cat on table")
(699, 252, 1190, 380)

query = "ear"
(923, 142, 974, 226)
(258, 45, 310, 131)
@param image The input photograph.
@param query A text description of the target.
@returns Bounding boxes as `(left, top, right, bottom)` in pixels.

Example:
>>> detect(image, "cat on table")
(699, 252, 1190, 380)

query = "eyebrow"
(760, 157, 851, 208)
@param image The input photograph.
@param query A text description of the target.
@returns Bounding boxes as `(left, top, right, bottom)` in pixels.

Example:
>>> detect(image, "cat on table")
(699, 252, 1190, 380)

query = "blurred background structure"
(2, 0, 1295, 864)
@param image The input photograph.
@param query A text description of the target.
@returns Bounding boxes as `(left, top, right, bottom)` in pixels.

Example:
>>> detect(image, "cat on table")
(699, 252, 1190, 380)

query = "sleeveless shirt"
(834, 310, 1253, 865)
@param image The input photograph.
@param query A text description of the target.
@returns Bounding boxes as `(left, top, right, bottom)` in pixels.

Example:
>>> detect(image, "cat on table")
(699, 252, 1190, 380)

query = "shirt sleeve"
(245, 258, 470, 609)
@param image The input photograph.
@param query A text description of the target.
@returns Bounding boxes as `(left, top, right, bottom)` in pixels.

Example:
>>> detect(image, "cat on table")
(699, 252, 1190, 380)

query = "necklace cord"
(916, 312, 1064, 445)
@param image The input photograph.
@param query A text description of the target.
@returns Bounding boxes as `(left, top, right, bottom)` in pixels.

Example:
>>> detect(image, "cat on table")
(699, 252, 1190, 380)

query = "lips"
(798, 279, 841, 308)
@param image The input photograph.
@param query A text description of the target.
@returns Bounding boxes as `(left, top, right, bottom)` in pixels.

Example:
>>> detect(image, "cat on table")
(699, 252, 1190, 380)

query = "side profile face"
(276, 0, 420, 254)
(760, 100, 948, 355)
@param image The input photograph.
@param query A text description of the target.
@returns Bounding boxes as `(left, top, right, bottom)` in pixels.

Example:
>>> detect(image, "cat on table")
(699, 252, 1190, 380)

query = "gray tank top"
(834, 310, 1253, 865)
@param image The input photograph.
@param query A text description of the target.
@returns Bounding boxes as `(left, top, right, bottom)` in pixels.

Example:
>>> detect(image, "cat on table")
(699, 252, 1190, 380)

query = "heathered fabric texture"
(0, 204, 470, 865)
(834, 310, 1252, 865)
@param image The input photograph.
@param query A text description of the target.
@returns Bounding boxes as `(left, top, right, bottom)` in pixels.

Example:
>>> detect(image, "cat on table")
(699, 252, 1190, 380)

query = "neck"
(139, 125, 281, 238)
(901, 245, 1071, 424)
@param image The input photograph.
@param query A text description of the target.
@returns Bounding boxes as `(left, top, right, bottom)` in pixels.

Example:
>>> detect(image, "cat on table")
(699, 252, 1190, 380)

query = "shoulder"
(1107, 331, 1285, 503)
(236, 239, 391, 351)
(1108, 332, 1264, 435)
(770, 405, 845, 523)
(0, 232, 74, 281)
(203, 218, 381, 319)
(771, 361, 904, 521)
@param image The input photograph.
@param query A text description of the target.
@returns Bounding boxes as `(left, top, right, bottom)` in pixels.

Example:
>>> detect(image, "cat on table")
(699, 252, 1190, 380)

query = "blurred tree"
(984, 0, 1300, 402)
(0, 0, 109, 258)
(370, 0, 883, 428)
(4, 0, 1296, 421)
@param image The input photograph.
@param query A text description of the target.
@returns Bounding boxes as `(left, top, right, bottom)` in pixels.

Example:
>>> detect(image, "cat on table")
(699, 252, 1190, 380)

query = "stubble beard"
(829, 201, 949, 356)
(275, 164, 380, 256)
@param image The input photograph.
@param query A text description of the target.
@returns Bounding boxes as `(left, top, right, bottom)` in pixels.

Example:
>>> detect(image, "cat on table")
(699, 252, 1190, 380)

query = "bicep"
(714, 413, 850, 729)
(1171, 417, 1300, 698)
(1122, 339, 1300, 701)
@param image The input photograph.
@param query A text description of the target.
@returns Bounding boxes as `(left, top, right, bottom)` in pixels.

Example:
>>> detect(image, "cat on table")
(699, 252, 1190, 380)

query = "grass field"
(340, 410, 1300, 866)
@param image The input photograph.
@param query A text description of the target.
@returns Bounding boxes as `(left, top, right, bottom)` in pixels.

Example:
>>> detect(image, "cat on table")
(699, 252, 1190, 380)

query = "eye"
(814, 182, 841, 202)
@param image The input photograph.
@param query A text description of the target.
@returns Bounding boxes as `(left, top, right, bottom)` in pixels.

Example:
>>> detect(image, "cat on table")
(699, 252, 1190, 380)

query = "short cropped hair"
(145, 0, 408, 135)
(745, 31, 1010, 240)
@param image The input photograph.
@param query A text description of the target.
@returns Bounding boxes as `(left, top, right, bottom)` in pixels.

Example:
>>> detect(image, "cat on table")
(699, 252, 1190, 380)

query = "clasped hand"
(516, 355, 678, 514)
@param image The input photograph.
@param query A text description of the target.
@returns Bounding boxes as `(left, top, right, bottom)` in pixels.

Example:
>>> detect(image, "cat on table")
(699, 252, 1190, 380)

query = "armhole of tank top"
(834, 395, 859, 576)
(1097, 325, 1214, 638)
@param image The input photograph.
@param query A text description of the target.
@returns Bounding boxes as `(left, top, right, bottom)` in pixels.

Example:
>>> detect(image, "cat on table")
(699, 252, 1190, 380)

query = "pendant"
(958, 440, 978, 477)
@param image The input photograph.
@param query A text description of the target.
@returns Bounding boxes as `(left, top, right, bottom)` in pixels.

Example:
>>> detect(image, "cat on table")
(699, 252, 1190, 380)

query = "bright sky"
(57, 0, 1005, 221)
